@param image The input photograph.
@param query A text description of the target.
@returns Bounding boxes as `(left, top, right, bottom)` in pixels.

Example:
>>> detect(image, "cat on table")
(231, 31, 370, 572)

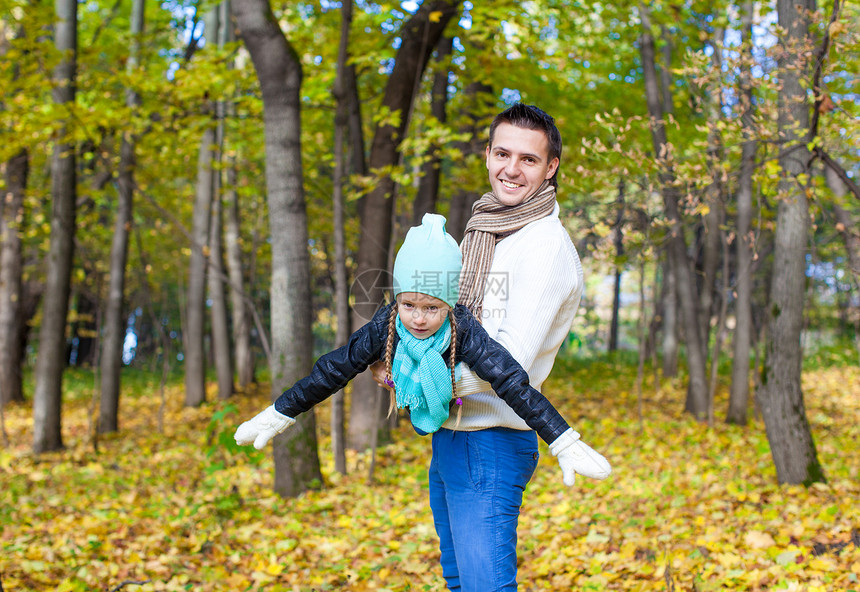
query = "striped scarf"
(392, 316, 453, 434)
(458, 181, 557, 317)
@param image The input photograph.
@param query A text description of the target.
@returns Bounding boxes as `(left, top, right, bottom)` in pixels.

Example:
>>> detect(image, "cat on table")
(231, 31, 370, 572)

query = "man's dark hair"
(488, 103, 563, 186)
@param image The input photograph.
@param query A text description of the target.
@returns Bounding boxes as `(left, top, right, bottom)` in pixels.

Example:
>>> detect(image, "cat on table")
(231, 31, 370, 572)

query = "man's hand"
(549, 428, 612, 487)
(234, 405, 296, 449)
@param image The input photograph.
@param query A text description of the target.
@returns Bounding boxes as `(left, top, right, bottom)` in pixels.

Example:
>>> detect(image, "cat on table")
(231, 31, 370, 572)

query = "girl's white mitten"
(234, 405, 296, 450)
(549, 428, 612, 487)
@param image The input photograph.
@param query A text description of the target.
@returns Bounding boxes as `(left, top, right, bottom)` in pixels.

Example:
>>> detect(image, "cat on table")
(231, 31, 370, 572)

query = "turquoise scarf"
(392, 316, 453, 434)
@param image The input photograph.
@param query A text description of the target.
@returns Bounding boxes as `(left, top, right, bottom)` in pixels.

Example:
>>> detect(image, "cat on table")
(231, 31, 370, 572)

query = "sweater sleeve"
(274, 303, 392, 418)
(454, 306, 570, 444)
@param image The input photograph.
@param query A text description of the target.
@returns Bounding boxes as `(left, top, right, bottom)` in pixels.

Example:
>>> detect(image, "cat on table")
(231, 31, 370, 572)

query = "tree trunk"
(661, 251, 679, 377)
(412, 34, 453, 225)
(609, 178, 624, 352)
(208, 4, 234, 401)
(348, 0, 462, 450)
(224, 164, 254, 388)
(99, 0, 144, 433)
(220, 0, 255, 390)
(446, 81, 493, 241)
(329, 0, 358, 475)
(659, 25, 674, 116)
(232, 0, 322, 497)
(33, 0, 77, 453)
(758, 0, 825, 485)
(698, 26, 727, 351)
(639, 3, 709, 417)
(184, 121, 214, 407)
(727, 0, 757, 426)
(208, 149, 233, 400)
(0, 149, 28, 406)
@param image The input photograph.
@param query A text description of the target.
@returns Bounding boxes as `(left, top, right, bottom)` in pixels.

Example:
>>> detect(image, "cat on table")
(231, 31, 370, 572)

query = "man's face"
(485, 122, 559, 207)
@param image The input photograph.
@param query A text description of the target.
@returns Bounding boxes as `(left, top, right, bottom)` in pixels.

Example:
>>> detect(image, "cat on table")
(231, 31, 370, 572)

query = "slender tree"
(232, 0, 322, 497)
(758, 0, 825, 485)
(639, 2, 709, 418)
(412, 35, 454, 225)
(609, 178, 625, 352)
(0, 149, 27, 407)
(219, 0, 255, 389)
(348, 0, 462, 450)
(33, 0, 78, 452)
(697, 25, 727, 351)
(208, 5, 234, 401)
(184, 116, 214, 407)
(660, 253, 679, 377)
(99, 0, 145, 433)
(727, 0, 758, 425)
(328, 0, 359, 475)
(0, 23, 28, 408)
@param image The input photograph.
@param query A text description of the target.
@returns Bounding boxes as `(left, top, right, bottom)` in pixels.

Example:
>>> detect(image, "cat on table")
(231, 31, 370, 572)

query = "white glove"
(549, 428, 612, 487)
(234, 405, 296, 450)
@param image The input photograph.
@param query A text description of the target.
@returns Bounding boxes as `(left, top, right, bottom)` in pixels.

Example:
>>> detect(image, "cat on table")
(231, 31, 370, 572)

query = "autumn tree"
(33, 0, 78, 453)
(99, 0, 145, 433)
(232, 0, 322, 497)
(727, 0, 758, 426)
(348, 0, 462, 450)
(758, 0, 826, 485)
(638, 2, 709, 419)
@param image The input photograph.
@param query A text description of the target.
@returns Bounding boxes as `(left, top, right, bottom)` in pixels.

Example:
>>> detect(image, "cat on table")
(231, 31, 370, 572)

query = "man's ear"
(545, 157, 560, 180)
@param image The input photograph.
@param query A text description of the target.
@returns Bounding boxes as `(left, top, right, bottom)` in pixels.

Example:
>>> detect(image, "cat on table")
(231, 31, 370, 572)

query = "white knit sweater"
(443, 202, 584, 432)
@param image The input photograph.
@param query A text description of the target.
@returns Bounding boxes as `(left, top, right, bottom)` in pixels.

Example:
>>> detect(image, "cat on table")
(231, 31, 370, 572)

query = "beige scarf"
(458, 181, 557, 318)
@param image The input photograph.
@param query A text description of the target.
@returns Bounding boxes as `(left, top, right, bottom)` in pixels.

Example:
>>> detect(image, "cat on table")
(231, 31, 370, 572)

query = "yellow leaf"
(265, 562, 284, 576)
(429, 11, 443, 23)
(807, 557, 835, 571)
(744, 531, 776, 549)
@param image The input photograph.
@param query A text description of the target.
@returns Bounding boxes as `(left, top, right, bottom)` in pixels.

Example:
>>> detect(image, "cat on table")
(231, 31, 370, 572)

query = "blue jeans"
(428, 428, 539, 591)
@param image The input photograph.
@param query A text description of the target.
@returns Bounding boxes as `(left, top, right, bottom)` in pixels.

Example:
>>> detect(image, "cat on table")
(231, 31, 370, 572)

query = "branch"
(809, 0, 842, 140)
(815, 147, 860, 200)
(109, 579, 151, 592)
(90, 0, 123, 47)
(183, 4, 202, 63)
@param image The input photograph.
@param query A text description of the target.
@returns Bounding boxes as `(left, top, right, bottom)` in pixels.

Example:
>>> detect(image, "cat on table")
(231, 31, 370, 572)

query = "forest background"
(0, 0, 858, 590)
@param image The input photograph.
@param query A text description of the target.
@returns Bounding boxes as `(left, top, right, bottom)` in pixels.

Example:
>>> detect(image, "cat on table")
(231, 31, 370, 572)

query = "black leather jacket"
(274, 303, 570, 444)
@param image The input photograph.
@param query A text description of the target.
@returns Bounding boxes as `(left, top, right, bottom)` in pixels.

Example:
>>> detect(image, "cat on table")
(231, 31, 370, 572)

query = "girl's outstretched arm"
(234, 303, 393, 448)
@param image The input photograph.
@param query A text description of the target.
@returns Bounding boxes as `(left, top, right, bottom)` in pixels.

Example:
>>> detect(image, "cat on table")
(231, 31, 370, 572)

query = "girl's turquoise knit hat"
(393, 214, 462, 308)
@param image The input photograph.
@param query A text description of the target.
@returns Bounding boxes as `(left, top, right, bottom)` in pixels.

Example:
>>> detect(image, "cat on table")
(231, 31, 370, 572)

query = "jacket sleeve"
(453, 305, 570, 445)
(274, 303, 393, 418)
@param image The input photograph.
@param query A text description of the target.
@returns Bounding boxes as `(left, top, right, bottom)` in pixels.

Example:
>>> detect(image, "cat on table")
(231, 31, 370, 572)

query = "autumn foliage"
(2, 359, 858, 591)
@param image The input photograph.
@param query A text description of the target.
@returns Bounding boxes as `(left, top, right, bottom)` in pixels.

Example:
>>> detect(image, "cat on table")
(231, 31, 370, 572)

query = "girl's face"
(397, 293, 450, 339)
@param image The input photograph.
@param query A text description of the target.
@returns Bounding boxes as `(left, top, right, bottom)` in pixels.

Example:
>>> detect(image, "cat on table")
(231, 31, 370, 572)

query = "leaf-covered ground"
(2, 359, 858, 591)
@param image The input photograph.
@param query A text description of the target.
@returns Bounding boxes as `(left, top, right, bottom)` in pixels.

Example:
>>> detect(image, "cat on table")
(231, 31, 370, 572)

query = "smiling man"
(428, 103, 596, 591)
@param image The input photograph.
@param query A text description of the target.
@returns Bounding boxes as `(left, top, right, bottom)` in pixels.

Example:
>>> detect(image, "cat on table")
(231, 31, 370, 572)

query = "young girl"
(234, 214, 610, 487)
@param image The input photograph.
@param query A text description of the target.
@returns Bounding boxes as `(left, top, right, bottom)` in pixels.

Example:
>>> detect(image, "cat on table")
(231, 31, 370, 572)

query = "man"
(425, 103, 610, 591)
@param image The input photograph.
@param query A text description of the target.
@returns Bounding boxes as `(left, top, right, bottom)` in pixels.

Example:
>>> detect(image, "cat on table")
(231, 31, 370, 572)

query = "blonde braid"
(384, 304, 398, 418)
(449, 309, 463, 427)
